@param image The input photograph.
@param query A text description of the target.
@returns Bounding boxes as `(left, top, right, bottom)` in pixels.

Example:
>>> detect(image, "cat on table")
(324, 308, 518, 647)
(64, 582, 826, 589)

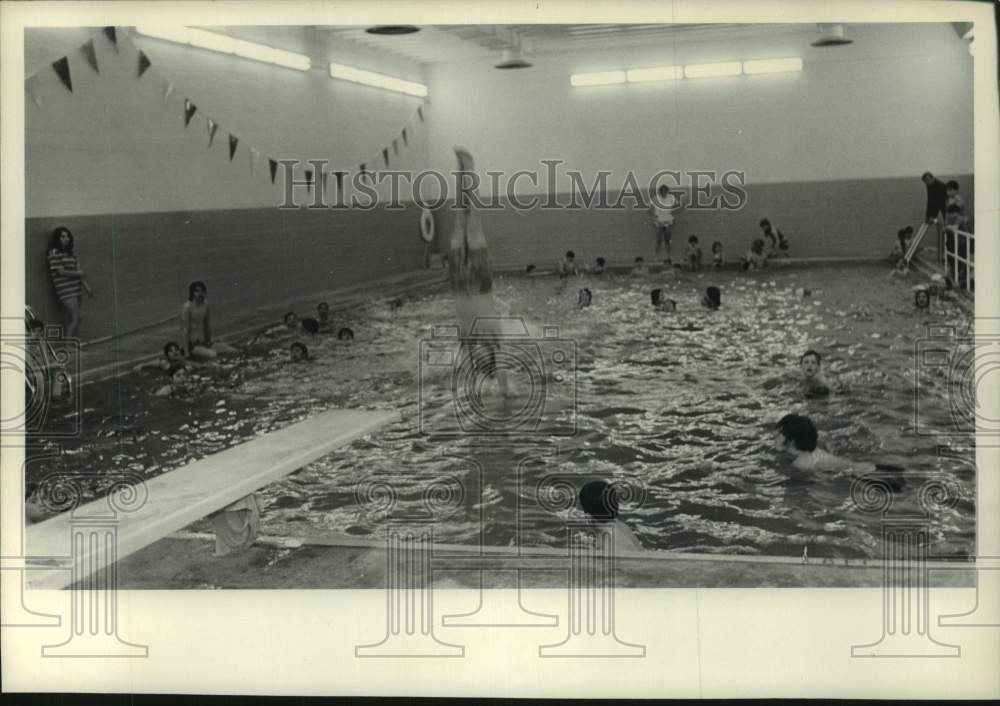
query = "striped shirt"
(48, 249, 82, 301)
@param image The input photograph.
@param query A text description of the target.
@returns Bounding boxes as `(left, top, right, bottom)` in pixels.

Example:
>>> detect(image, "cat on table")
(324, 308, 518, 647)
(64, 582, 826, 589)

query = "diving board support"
(25, 408, 399, 592)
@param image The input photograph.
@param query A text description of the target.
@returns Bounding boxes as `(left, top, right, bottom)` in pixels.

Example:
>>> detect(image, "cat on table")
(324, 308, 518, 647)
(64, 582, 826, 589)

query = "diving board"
(25, 407, 399, 590)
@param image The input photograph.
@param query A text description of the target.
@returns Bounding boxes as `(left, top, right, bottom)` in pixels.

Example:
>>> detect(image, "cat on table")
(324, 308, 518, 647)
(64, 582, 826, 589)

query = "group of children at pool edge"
(141, 281, 356, 399)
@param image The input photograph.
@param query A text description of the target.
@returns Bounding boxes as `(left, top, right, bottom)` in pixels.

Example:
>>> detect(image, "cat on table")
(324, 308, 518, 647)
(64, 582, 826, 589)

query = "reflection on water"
(30, 264, 975, 559)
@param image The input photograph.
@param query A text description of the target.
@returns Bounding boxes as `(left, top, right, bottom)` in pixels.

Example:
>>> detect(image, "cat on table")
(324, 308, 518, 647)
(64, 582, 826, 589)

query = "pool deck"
(100, 533, 975, 589)
(74, 267, 449, 384)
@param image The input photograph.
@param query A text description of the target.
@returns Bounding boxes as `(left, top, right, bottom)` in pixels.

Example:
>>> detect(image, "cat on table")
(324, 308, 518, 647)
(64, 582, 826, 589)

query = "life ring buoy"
(419, 208, 435, 243)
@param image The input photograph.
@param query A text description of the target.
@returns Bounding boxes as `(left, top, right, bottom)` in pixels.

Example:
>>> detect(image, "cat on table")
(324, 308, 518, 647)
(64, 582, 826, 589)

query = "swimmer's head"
(167, 363, 188, 388)
(712, 241, 723, 254)
(921, 171, 934, 185)
(650, 288, 663, 307)
(317, 302, 331, 321)
(914, 288, 930, 309)
(688, 235, 699, 245)
(51, 226, 74, 253)
(759, 218, 771, 230)
(188, 281, 207, 302)
(301, 317, 319, 335)
(290, 342, 309, 362)
(578, 288, 592, 308)
(662, 298, 677, 312)
(284, 312, 298, 327)
(634, 257, 645, 265)
(702, 286, 721, 310)
(163, 342, 183, 361)
(526, 264, 536, 274)
(946, 180, 960, 196)
(565, 250, 575, 262)
(775, 413, 818, 453)
(579, 480, 619, 522)
(337, 327, 355, 341)
(596, 257, 606, 268)
(799, 350, 821, 379)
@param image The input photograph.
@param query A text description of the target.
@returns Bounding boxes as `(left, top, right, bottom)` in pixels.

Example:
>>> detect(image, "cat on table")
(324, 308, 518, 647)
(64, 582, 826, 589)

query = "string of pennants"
(24, 26, 429, 193)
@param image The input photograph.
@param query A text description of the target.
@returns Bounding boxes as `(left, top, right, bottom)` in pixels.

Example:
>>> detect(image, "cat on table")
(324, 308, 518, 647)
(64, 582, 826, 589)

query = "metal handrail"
(943, 225, 975, 291)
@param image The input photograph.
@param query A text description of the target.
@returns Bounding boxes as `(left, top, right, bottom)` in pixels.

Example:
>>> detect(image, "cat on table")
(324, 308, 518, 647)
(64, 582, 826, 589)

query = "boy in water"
(134, 341, 187, 373)
(630, 257, 648, 277)
(317, 302, 332, 328)
(337, 327, 355, 341)
(799, 350, 834, 397)
(701, 286, 721, 310)
(578, 288, 593, 308)
(774, 414, 860, 472)
(711, 241, 724, 268)
(290, 342, 309, 362)
(578, 480, 643, 553)
(155, 363, 191, 397)
(559, 250, 580, 278)
(592, 257, 607, 275)
(686, 236, 703, 270)
(651, 288, 677, 312)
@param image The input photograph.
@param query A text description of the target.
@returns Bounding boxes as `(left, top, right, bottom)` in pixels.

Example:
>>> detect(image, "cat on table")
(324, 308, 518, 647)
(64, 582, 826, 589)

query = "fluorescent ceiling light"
(135, 26, 310, 71)
(742, 57, 803, 75)
(684, 62, 743, 79)
(329, 62, 428, 97)
(626, 65, 683, 83)
(570, 70, 626, 87)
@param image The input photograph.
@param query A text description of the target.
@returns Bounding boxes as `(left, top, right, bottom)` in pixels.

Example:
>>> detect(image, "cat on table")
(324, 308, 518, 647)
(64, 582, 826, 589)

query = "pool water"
(29, 263, 976, 560)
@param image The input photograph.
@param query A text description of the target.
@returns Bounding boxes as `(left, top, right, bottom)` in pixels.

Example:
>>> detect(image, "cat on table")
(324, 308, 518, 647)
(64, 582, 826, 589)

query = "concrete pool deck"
(74, 267, 449, 384)
(100, 533, 975, 589)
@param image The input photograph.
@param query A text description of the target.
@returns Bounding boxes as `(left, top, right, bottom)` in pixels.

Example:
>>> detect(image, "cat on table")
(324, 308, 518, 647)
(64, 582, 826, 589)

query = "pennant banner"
(138, 51, 152, 78)
(392, 139, 399, 156)
(229, 134, 239, 161)
(401, 127, 408, 146)
(207, 118, 218, 146)
(319, 170, 328, 196)
(52, 57, 73, 93)
(80, 40, 99, 74)
(383, 147, 389, 167)
(269, 158, 278, 184)
(417, 105, 424, 122)
(334, 171, 344, 193)
(184, 99, 197, 126)
(305, 169, 314, 192)
(250, 147, 260, 175)
(25, 75, 42, 109)
(162, 78, 174, 104)
(103, 26, 118, 53)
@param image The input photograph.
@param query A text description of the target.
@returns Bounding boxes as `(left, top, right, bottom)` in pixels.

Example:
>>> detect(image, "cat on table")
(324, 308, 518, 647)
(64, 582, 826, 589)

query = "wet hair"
(579, 480, 619, 521)
(525, 264, 536, 273)
(290, 342, 309, 360)
(921, 171, 934, 181)
(650, 288, 663, 307)
(703, 286, 721, 310)
(712, 241, 723, 253)
(914, 288, 930, 308)
(688, 235, 698, 245)
(163, 341, 181, 357)
(283, 311, 298, 325)
(800, 349, 821, 366)
(337, 327, 355, 341)
(301, 317, 319, 334)
(776, 413, 818, 452)
(50, 226, 74, 254)
(188, 281, 207, 301)
(565, 250, 575, 259)
(596, 257, 606, 267)
(578, 288, 592, 307)
(166, 362, 186, 380)
(946, 180, 959, 191)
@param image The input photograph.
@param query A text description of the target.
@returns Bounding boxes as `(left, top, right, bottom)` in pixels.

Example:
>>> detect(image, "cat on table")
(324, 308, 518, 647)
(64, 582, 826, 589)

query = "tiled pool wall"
(25, 174, 973, 342)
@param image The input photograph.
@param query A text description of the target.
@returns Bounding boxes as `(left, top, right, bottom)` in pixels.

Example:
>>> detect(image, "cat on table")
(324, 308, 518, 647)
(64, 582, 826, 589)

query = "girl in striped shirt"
(47, 226, 92, 338)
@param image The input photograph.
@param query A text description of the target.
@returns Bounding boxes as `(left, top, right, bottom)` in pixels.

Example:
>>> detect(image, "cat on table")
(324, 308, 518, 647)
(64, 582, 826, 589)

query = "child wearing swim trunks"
(630, 257, 648, 277)
(686, 236, 703, 270)
(155, 363, 190, 397)
(290, 342, 309, 362)
(701, 286, 721, 310)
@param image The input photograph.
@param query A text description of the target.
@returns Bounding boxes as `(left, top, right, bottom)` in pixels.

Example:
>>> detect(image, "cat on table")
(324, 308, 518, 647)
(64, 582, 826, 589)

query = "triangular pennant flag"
(25, 75, 42, 109)
(103, 27, 118, 52)
(360, 163, 366, 178)
(305, 169, 314, 192)
(249, 147, 260, 175)
(383, 148, 389, 167)
(80, 40, 99, 74)
(269, 158, 278, 184)
(319, 170, 328, 196)
(138, 51, 152, 78)
(334, 171, 344, 193)
(228, 134, 239, 161)
(392, 139, 399, 156)
(207, 118, 218, 146)
(52, 57, 72, 93)
(417, 105, 424, 122)
(401, 127, 408, 145)
(184, 99, 197, 126)
(162, 78, 174, 104)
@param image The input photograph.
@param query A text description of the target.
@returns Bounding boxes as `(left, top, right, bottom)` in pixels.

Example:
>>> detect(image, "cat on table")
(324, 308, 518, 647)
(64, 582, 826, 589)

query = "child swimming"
(578, 287, 593, 308)
(592, 257, 607, 275)
(337, 327, 355, 341)
(799, 349, 833, 397)
(914, 286, 931, 310)
(630, 257, 648, 277)
(134, 341, 187, 373)
(747, 239, 767, 270)
(774, 414, 860, 472)
(317, 301, 331, 327)
(559, 250, 580, 278)
(578, 480, 643, 553)
(650, 288, 677, 312)
(154, 363, 190, 398)
(711, 241, 724, 268)
(701, 286, 721, 310)
(290, 342, 309, 362)
(686, 236, 703, 270)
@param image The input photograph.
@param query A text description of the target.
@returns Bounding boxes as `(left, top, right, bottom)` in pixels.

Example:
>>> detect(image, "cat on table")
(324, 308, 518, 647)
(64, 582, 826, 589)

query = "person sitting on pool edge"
(154, 363, 191, 398)
(774, 414, 860, 472)
(337, 327, 355, 341)
(630, 257, 648, 277)
(180, 281, 237, 360)
(701, 286, 721, 310)
(578, 480, 643, 552)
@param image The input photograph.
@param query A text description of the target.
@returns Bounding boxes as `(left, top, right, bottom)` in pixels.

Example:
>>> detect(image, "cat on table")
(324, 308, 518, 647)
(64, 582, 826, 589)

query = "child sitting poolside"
(686, 236, 703, 270)
(316, 302, 332, 328)
(711, 241, 724, 268)
(578, 480, 643, 553)
(630, 257, 649, 277)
